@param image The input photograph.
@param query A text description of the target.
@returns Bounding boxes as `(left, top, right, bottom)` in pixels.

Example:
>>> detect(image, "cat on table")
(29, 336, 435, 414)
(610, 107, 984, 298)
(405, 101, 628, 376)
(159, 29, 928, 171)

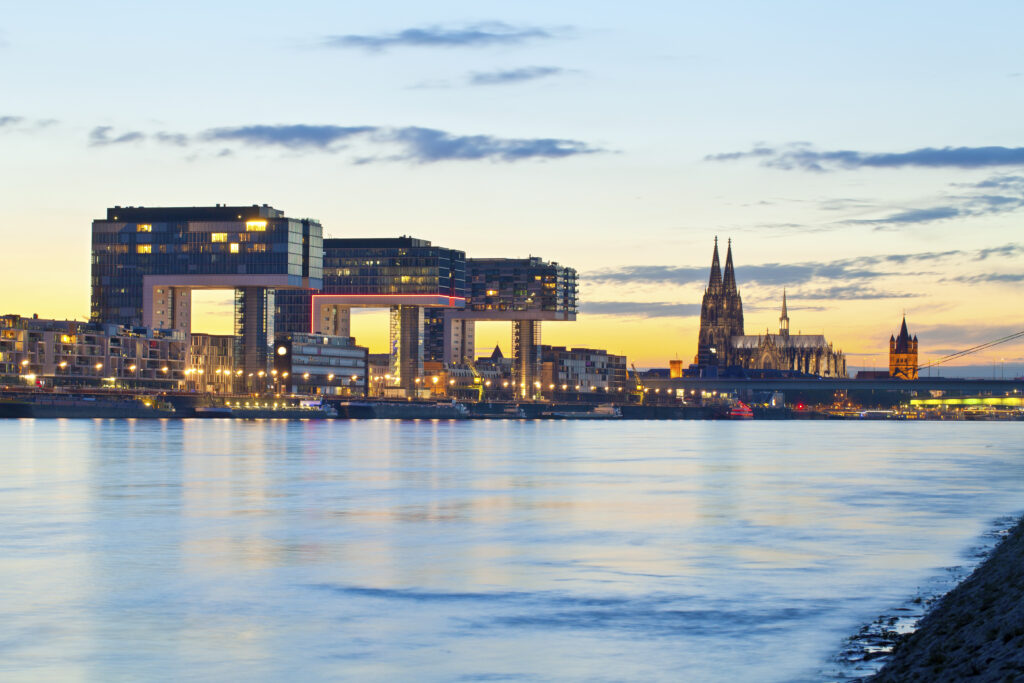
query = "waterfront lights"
(303, 372, 310, 380)
(502, 381, 509, 388)
(161, 366, 169, 373)
(282, 372, 289, 378)
(575, 385, 580, 390)
(20, 359, 29, 366)
(351, 375, 358, 382)
(534, 381, 541, 388)
(327, 374, 334, 381)
(485, 380, 491, 387)
(236, 369, 243, 376)
(432, 376, 439, 384)
(257, 370, 265, 377)
(59, 361, 68, 369)
(562, 384, 568, 390)
(270, 369, 278, 376)
(95, 362, 103, 370)
(129, 364, 136, 371)
(549, 383, 555, 390)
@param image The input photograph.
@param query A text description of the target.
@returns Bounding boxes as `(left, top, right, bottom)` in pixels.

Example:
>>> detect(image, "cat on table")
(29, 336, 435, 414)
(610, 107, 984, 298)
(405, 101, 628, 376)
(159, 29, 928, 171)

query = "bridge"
(643, 376, 1024, 396)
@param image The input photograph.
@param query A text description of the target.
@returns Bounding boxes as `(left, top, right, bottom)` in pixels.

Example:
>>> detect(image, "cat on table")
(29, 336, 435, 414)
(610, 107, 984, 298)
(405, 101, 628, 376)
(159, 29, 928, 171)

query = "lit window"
(211, 233, 227, 242)
(136, 244, 152, 254)
(245, 220, 267, 231)
(229, 243, 240, 254)
(137, 224, 152, 232)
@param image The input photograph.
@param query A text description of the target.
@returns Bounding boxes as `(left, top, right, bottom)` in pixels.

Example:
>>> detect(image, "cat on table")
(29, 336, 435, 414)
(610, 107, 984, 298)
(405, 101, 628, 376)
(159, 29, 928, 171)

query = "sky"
(2, 1, 1023, 375)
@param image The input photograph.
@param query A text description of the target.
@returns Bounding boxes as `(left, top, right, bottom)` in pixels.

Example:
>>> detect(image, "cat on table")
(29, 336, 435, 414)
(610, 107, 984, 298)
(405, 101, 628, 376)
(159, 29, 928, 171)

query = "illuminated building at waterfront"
(889, 316, 919, 380)
(696, 239, 847, 377)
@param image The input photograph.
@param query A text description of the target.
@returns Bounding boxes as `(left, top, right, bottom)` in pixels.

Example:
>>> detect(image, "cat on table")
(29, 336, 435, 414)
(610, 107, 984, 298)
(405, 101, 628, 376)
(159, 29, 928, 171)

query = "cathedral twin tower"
(696, 237, 744, 366)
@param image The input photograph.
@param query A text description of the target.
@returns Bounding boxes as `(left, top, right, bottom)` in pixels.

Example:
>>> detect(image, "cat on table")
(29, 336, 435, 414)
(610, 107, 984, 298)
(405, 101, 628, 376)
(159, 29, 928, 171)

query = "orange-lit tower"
(889, 316, 918, 380)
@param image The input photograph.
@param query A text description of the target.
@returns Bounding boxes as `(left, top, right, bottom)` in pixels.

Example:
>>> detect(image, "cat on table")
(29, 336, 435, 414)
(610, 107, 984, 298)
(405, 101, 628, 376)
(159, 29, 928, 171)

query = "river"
(1, 419, 1021, 681)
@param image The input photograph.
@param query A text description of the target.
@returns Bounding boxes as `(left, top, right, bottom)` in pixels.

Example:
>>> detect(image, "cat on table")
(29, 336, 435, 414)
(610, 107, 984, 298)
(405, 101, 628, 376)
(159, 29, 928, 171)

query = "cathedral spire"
(707, 237, 722, 291)
(779, 288, 790, 336)
(723, 238, 738, 295)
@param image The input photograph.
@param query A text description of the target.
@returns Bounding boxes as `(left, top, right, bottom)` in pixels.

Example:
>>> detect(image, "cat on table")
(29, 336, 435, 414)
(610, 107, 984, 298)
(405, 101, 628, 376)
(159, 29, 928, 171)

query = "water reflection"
(0, 420, 1021, 681)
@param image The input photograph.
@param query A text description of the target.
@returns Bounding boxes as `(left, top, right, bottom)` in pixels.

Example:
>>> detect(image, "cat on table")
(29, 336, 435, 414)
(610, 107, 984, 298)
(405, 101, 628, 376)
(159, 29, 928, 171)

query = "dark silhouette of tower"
(697, 238, 744, 366)
(779, 289, 789, 336)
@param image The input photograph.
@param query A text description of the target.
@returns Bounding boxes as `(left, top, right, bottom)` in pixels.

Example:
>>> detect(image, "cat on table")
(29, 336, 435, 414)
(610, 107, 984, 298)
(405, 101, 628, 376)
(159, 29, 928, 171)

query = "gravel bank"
(872, 517, 1024, 682)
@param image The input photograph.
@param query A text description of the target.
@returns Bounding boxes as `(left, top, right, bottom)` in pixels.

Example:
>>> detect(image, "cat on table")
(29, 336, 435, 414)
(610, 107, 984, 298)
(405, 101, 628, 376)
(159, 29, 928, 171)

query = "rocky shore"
(871, 516, 1024, 682)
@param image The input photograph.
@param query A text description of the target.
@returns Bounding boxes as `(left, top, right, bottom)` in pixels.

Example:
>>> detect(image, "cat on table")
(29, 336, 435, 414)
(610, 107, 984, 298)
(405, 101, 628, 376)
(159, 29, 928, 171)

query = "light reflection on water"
(0, 419, 1022, 681)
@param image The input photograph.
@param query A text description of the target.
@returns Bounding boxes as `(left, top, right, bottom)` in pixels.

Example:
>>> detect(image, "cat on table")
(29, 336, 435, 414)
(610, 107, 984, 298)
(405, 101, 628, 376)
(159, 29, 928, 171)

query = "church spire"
(723, 238, 738, 295)
(779, 288, 790, 336)
(707, 237, 722, 291)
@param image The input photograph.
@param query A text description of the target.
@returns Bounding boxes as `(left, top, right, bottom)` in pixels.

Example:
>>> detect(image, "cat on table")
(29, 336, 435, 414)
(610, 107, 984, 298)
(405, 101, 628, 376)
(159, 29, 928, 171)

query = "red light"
(797, 403, 805, 410)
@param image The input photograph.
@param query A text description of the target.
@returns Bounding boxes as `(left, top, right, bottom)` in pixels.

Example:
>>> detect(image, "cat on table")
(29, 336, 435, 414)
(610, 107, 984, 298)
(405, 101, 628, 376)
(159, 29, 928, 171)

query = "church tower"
(779, 289, 790, 336)
(889, 315, 918, 380)
(697, 238, 744, 366)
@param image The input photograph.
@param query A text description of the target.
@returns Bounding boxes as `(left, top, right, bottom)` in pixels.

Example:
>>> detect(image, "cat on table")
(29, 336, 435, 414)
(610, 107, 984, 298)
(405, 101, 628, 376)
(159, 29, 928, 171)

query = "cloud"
(376, 126, 599, 163)
(89, 126, 145, 146)
(154, 132, 189, 146)
(174, 124, 601, 163)
(707, 143, 1024, 172)
(469, 66, 567, 86)
(795, 285, 917, 300)
(581, 301, 702, 318)
(325, 22, 556, 51)
(946, 272, 1024, 284)
(202, 124, 374, 150)
(844, 206, 962, 226)
(0, 115, 23, 127)
(587, 243, 1019, 291)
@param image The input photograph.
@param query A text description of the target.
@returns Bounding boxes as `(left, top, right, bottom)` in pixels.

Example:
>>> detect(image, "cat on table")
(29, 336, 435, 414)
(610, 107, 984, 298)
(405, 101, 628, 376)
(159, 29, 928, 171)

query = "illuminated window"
(211, 233, 227, 242)
(486, 289, 499, 296)
(245, 220, 267, 231)
(136, 244, 152, 254)
(229, 243, 240, 254)
(136, 224, 152, 232)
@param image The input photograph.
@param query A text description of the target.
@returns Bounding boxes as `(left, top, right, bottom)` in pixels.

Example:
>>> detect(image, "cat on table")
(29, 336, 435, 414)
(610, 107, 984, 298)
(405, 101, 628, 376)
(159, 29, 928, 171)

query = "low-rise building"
(540, 346, 628, 393)
(188, 333, 236, 393)
(272, 332, 368, 396)
(0, 314, 186, 389)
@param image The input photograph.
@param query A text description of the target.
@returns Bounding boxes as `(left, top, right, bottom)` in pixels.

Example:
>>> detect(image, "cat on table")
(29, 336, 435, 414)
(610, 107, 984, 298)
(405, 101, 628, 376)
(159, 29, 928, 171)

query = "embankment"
(872, 517, 1024, 681)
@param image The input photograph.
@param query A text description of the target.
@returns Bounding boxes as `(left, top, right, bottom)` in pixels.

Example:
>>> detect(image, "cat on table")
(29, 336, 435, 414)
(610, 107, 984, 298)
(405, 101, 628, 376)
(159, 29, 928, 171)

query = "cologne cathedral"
(696, 238, 847, 377)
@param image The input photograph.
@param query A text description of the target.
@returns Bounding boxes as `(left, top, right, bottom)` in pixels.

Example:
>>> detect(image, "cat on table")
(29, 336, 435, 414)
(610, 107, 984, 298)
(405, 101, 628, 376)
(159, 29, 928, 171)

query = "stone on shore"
(872, 517, 1024, 682)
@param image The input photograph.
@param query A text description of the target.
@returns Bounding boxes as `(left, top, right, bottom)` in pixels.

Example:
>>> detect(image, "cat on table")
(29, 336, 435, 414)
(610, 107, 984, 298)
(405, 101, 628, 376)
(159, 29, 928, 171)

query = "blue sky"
(2, 1, 1023, 372)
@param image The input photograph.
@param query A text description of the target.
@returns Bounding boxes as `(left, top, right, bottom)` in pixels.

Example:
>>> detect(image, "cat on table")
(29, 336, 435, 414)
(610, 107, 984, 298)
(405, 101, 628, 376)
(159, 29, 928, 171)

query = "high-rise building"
(91, 205, 322, 383)
(889, 317, 919, 380)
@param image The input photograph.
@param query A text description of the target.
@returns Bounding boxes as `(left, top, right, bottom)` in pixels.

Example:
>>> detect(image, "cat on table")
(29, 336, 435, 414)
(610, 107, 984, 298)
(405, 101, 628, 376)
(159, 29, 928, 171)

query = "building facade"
(889, 317, 919, 380)
(272, 332, 368, 396)
(91, 204, 323, 380)
(1, 314, 186, 389)
(540, 346, 628, 392)
(695, 240, 847, 378)
(188, 333, 236, 393)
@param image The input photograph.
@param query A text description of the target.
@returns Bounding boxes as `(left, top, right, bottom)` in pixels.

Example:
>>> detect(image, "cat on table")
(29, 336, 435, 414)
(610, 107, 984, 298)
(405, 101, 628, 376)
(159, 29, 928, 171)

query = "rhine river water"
(1, 419, 1022, 681)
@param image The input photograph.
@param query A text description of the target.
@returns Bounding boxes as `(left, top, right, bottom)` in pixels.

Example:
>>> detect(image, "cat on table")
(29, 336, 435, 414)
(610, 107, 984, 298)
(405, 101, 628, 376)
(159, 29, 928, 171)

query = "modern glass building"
(91, 204, 322, 381)
(277, 237, 466, 393)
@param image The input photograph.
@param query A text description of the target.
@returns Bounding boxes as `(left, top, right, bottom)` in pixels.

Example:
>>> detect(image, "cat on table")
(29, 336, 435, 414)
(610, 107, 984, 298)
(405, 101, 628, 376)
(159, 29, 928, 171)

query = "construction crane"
(466, 360, 485, 403)
(629, 363, 646, 403)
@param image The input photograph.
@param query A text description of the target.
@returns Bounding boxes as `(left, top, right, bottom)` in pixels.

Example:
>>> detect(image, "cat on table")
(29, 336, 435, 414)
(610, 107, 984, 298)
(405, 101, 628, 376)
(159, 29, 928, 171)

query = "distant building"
(540, 346, 628, 392)
(272, 332, 367, 396)
(695, 239, 847, 377)
(0, 314, 186, 389)
(189, 333, 235, 393)
(889, 316, 919, 380)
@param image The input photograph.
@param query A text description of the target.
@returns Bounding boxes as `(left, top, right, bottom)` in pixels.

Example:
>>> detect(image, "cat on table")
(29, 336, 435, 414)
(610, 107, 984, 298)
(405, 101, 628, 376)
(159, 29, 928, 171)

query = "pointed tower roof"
(707, 237, 722, 291)
(723, 238, 738, 294)
(899, 315, 910, 340)
(781, 288, 788, 318)
(490, 344, 504, 360)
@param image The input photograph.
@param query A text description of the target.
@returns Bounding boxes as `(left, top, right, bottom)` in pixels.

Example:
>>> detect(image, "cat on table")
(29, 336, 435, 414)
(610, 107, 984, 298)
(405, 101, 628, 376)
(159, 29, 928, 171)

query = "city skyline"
(3, 1, 1023, 370)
